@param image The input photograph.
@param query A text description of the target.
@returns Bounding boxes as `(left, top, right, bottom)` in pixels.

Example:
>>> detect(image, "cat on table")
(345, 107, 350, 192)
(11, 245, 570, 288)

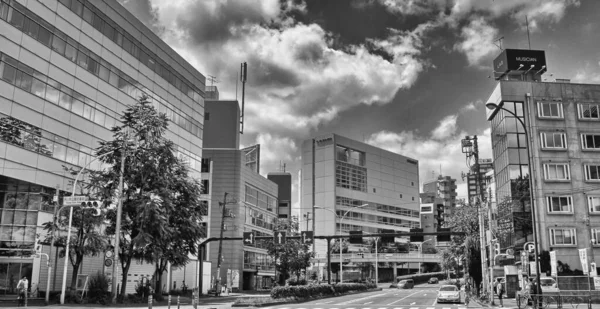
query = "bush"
(87, 271, 110, 304)
(271, 282, 376, 299)
(287, 277, 307, 286)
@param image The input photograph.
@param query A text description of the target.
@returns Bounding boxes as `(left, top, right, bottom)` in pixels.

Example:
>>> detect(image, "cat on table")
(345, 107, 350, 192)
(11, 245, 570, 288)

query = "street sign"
(524, 242, 535, 254)
(104, 259, 113, 267)
(550, 251, 557, 277)
(301, 231, 313, 244)
(63, 196, 88, 205)
(579, 248, 589, 274)
(274, 231, 286, 244)
(243, 232, 255, 245)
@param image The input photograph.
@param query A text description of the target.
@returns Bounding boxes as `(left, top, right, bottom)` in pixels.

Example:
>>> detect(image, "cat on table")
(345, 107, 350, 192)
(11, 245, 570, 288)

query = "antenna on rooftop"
(493, 36, 504, 51)
(526, 15, 532, 49)
(207, 75, 220, 86)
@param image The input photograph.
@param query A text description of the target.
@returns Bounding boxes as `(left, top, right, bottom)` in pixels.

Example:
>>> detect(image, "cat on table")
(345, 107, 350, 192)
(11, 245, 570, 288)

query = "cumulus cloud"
(135, 0, 432, 138)
(572, 65, 600, 84)
(453, 17, 498, 67)
(365, 116, 492, 198)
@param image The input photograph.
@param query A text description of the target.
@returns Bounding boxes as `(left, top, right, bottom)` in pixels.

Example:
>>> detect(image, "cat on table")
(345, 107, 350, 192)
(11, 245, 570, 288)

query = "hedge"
(271, 282, 377, 299)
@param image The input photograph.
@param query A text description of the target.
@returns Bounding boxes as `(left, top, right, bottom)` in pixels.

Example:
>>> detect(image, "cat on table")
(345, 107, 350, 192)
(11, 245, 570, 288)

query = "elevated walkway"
(312, 252, 440, 264)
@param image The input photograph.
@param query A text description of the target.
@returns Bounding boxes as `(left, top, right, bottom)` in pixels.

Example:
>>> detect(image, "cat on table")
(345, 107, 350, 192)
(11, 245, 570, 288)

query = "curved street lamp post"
(486, 101, 541, 297)
(314, 203, 368, 283)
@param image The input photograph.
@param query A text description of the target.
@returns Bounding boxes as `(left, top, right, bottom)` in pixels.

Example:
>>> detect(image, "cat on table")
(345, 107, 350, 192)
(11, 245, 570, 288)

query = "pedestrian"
(495, 278, 504, 307)
(16, 276, 28, 307)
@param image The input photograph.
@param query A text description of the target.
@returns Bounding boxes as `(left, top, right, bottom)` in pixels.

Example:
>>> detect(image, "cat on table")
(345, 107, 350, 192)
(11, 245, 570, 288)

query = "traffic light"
(437, 228, 451, 242)
(349, 231, 363, 244)
(494, 243, 500, 255)
(81, 201, 101, 216)
(381, 229, 395, 243)
(410, 228, 424, 242)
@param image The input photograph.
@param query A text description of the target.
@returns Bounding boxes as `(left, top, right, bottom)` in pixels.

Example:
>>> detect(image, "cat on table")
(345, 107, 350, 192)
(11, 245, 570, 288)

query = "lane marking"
(410, 307, 419, 309)
(336, 292, 388, 305)
(410, 302, 416, 305)
(363, 301, 373, 304)
(387, 290, 423, 306)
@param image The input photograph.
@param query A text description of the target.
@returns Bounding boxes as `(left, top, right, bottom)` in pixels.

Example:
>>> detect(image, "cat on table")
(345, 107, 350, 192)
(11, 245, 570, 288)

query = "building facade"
(300, 134, 421, 258)
(486, 52, 600, 268)
(0, 0, 205, 295)
(467, 159, 494, 205)
(267, 171, 292, 220)
(422, 176, 458, 227)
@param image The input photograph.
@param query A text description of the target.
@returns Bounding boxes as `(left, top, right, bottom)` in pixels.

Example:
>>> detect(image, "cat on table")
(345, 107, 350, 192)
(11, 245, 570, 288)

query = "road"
(263, 283, 479, 309)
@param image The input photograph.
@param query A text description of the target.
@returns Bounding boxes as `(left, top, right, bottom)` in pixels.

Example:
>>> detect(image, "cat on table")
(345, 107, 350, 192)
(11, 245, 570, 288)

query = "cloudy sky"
(119, 0, 599, 210)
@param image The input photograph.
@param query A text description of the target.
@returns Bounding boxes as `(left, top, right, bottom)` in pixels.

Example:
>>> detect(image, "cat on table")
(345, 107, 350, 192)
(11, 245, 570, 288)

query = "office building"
(301, 134, 421, 258)
(267, 170, 292, 220)
(422, 175, 458, 227)
(202, 97, 279, 291)
(0, 0, 205, 295)
(486, 48, 600, 268)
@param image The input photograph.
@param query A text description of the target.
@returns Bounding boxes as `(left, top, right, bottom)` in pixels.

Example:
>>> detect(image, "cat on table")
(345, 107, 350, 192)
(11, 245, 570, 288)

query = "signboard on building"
(493, 49, 547, 80)
(232, 269, 239, 289)
(63, 196, 88, 205)
(580, 248, 589, 275)
(550, 251, 557, 277)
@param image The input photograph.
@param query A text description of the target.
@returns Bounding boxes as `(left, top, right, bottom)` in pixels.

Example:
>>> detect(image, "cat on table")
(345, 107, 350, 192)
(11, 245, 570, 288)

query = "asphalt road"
(263, 283, 480, 309)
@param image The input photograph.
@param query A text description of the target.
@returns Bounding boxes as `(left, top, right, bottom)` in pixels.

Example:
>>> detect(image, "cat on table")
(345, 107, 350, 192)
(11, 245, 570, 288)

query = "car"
(539, 277, 559, 292)
(437, 285, 461, 304)
(428, 277, 439, 284)
(398, 279, 414, 289)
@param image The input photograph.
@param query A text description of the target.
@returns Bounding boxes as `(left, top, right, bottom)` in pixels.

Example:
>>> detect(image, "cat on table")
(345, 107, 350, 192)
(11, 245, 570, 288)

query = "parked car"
(398, 279, 414, 289)
(437, 285, 461, 304)
(428, 277, 439, 284)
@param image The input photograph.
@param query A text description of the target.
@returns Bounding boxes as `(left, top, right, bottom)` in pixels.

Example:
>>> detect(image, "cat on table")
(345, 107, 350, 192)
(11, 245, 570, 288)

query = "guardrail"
(311, 252, 440, 263)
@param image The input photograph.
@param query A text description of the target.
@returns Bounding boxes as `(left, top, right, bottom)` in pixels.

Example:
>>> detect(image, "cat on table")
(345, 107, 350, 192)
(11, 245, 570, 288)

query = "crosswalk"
(266, 307, 473, 309)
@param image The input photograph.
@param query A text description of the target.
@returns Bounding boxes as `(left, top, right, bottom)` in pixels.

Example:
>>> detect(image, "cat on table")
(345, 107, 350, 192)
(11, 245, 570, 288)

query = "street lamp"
(314, 203, 369, 283)
(486, 101, 541, 296)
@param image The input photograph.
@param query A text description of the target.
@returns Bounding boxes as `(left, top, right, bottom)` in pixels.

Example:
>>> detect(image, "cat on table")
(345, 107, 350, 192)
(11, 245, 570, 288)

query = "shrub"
(271, 282, 375, 299)
(87, 271, 111, 304)
(287, 277, 307, 286)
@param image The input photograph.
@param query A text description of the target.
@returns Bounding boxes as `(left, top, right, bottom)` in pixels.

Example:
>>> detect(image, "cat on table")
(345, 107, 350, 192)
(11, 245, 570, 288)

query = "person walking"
(16, 276, 28, 307)
(495, 278, 504, 307)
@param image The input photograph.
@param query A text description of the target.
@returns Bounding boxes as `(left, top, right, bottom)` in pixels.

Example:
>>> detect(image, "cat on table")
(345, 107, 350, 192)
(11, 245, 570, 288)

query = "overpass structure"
(312, 252, 440, 264)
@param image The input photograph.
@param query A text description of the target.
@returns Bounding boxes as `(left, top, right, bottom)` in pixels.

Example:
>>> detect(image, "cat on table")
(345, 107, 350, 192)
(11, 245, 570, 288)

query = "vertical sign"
(580, 248, 589, 275)
(550, 251, 557, 277)
(530, 261, 537, 275)
(232, 270, 239, 289)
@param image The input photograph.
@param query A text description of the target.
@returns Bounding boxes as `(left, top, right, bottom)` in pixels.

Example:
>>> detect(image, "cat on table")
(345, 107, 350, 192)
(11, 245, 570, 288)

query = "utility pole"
(215, 192, 228, 293)
(461, 135, 488, 295)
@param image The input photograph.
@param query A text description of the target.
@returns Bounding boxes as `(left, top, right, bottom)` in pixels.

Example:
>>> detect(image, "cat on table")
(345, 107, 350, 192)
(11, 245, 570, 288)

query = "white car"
(437, 285, 461, 304)
(539, 277, 559, 292)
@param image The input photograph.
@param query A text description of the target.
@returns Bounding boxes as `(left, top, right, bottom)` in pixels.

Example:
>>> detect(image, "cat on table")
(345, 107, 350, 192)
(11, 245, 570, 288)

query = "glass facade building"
(0, 0, 205, 295)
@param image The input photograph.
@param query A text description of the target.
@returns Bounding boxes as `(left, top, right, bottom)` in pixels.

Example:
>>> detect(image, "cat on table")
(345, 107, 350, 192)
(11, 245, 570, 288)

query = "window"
(588, 196, 600, 213)
(37, 26, 52, 47)
(200, 158, 210, 173)
(200, 180, 209, 194)
(546, 196, 573, 213)
(592, 229, 600, 245)
(537, 102, 564, 118)
(585, 165, 600, 181)
(245, 186, 258, 206)
(543, 163, 570, 181)
(1, 62, 16, 84)
(581, 134, 600, 150)
(579, 103, 600, 120)
(540, 132, 567, 149)
(8, 7, 25, 29)
(336, 161, 367, 192)
(550, 228, 576, 245)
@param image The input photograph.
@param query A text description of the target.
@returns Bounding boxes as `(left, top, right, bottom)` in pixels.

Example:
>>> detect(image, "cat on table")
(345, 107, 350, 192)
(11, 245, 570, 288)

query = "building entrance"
(0, 262, 32, 295)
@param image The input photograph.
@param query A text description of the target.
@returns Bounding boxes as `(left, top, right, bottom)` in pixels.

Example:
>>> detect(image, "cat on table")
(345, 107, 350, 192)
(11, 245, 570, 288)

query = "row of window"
(0, 54, 120, 128)
(550, 228, 600, 246)
(335, 210, 417, 228)
(336, 145, 365, 166)
(245, 185, 277, 213)
(538, 101, 600, 121)
(246, 208, 277, 231)
(546, 195, 600, 214)
(542, 163, 600, 181)
(243, 251, 275, 271)
(0, 1, 203, 138)
(55, 0, 203, 103)
(540, 132, 600, 150)
(336, 161, 367, 192)
(336, 196, 420, 218)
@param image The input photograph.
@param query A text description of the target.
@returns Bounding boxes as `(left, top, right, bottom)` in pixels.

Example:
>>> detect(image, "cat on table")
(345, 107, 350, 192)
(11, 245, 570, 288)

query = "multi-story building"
(202, 97, 279, 291)
(267, 171, 292, 220)
(467, 159, 494, 204)
(0, 0, 206, 295)
(301, 134, 421, 259)
(422, 176, 458, 227)
(486, 48, 600, 268)
(418, 196, 437, 252)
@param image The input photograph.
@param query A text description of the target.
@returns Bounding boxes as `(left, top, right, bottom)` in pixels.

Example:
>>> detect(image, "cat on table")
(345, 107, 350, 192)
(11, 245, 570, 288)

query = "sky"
(119, 0, 600, 212)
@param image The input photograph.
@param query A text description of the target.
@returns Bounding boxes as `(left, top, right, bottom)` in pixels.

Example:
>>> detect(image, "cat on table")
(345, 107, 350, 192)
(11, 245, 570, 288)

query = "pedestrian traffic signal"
(349, 231, 363, 244)
(410, 228, 424, 242)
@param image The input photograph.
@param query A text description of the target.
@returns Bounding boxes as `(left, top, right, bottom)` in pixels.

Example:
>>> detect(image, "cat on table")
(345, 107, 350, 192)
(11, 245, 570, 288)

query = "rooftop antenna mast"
(493, 36, 504, 51)
(240, 62, 247, 134)
(207, 75, 219, 86)
(526, 15, 531, 50)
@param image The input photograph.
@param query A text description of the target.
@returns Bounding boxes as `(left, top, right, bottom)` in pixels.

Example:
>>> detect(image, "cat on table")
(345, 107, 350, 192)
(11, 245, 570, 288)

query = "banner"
(232, 269, 240, 289)
(530, 261, 537, 275)
(550, 251, 557, 277)
(580, 248, 589, 275)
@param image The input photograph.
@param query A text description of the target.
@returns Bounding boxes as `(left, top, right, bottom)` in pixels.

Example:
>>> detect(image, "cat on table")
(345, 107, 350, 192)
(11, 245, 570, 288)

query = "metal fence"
(515, 276, 600, 309)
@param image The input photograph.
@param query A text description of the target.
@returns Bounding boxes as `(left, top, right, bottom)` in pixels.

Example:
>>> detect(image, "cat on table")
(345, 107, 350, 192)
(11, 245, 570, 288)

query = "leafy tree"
(440, 249, 457, 280)
(90, 96, 206, 298)
(42, 199, 106, 291)
(331, 239, 349, 253)
(267, 217, 314, 284)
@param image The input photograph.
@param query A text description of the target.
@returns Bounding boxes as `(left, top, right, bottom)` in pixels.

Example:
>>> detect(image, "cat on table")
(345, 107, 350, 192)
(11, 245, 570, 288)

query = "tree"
(267, 218, 314, 284)
(331, 239, 349, 253)
(440, 249, 456, 280)
(90, 96, 206, 298)
(42, 200, 106, 291)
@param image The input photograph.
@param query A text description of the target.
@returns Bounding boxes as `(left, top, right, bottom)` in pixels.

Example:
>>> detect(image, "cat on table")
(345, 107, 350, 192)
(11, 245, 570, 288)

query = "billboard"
(493, 49, 547, 79)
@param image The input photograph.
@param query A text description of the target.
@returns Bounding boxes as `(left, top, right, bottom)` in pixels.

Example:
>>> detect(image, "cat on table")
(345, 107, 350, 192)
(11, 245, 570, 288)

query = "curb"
(232, 287, 383, 307)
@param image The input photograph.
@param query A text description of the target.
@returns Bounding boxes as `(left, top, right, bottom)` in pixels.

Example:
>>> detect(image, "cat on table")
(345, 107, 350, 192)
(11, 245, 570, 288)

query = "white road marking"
(410, 302, 416, 305)
(410, 307, 419, 309)
(363, 301, 373, 304)
(316, 301, 332, 304)
(337, 292, 387, 305)
(387, 290, 423, 306)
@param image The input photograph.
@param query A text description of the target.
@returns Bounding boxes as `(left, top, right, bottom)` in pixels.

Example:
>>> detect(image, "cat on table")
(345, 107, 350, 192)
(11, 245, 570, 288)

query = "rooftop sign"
(493, 49, 547, 80)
